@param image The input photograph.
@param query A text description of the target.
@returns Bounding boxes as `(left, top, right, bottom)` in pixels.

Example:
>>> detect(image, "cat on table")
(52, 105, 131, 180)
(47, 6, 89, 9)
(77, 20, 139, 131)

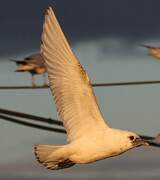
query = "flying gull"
(11, 53, 47, 87)
(35, 7, 154, 170)
(142, 44, 160, 60)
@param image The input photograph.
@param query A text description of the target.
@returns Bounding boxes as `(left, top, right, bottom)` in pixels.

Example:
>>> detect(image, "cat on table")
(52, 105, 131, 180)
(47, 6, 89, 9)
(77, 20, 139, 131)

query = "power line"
(0, 80, 160, 90)
(0, 108, 63, 126)
(0, 85, 48, 90)
(0, 114, 66, 134)
(92, 80, 160, 87)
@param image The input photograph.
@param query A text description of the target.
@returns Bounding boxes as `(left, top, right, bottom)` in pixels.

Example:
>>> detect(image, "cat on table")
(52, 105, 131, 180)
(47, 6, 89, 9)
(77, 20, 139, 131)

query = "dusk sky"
(1, 0, 160, 58)
(0, 1, 160, 179)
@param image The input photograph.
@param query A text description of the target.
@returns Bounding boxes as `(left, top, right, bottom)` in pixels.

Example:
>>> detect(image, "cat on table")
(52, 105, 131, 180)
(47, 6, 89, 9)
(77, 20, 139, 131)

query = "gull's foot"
(42, 83, 49, 87)
(32, 83, 38, 88)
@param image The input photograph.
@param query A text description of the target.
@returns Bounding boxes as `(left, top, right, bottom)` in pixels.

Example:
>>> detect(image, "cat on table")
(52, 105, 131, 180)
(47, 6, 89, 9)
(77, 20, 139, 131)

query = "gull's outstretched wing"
(41, 7, 108, 142)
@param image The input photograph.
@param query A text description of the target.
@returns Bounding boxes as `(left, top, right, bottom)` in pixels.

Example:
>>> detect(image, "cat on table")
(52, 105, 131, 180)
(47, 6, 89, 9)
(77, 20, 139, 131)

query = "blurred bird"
(154, 133, 160, 144)
(34, 7, 150, 170)
(142, 44, 160, 60)
(10, 53, 47, 87)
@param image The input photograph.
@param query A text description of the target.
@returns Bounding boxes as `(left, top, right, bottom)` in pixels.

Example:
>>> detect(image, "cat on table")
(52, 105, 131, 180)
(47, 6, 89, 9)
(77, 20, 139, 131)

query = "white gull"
(34, 7, 148, 170)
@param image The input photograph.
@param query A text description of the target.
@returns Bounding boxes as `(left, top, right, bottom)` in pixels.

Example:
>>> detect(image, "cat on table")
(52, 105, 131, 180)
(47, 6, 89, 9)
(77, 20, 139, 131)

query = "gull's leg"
(31, 74, 36, 87)
(42, 73, 48, 86)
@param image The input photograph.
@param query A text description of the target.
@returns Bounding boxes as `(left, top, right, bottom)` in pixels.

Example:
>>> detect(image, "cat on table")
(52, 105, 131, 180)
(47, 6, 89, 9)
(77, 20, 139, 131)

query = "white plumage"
(34, 7, 148, 170)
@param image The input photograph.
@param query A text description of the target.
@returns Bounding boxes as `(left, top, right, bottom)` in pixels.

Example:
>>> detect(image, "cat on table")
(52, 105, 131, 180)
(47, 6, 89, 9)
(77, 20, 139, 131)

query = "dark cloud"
(0, 0, 160, 58)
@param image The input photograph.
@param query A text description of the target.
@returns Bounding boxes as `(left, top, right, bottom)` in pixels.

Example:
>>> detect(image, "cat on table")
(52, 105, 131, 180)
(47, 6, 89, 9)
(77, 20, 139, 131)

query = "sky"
(1, 0, 160, 58)
(1, 0, 160, 179)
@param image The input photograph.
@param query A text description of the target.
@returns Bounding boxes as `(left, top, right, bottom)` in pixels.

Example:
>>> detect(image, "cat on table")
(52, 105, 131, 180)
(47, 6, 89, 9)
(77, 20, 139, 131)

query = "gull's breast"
(69, 134, 113, 164)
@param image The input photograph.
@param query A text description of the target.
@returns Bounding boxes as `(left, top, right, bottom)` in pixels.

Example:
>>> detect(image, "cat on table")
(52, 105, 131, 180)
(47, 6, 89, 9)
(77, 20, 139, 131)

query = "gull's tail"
(9, 59, 29, 72)
(154, 133, 160, 144)
(34, 144, 75, 170)
(140, 44, 154, 49)
(9, 59, 26, 65)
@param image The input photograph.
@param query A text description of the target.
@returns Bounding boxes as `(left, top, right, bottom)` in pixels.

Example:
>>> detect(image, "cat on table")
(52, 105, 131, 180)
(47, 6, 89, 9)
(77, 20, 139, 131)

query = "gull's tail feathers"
(9, 59, 26, 65)
(34, 144, 75, 170)
(140, 44, 154, 49)
(154, 133, 160, 144)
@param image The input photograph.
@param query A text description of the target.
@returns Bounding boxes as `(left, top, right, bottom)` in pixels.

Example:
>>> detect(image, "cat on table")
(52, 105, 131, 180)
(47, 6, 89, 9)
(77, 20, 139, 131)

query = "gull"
(11, 53, 47, 87)
(142, 44, 160, 60)
(34, 7, 149, 170)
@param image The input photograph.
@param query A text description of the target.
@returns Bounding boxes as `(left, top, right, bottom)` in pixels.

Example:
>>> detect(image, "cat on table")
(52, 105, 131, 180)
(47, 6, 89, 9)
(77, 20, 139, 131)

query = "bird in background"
(34, 7, 150, 171)
(142, 44, 160, 60)
(10, 53, 47, 87)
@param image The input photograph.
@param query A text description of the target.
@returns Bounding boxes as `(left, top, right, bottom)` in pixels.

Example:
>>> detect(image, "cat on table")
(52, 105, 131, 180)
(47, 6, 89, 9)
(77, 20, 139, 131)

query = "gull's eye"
(129, 136, 135, 141)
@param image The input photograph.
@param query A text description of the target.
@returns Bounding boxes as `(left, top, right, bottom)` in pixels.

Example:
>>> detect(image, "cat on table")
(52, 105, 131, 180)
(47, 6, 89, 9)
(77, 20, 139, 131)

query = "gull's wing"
(41, 7, 108, 142)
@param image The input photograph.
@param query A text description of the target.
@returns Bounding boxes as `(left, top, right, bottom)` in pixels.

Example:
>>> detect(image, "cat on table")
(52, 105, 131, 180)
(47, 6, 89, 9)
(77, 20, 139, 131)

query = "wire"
(0, 85, 48, 90)
(0, 108, 63, 126)
(139, 135, 154, 140)
(0, 108, 156, 138)
(92, 80, 160, 87)
(0, 80, 160, 90)
(0, 114, 66, 133)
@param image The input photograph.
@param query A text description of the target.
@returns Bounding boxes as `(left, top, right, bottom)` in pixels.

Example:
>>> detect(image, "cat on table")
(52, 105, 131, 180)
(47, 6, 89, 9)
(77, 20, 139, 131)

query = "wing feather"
(41, 7, 109, 142)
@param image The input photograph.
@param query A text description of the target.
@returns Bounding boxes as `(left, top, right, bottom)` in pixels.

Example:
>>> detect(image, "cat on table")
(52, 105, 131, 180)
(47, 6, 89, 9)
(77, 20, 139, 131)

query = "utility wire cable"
(0, 114, 66, 133)
(0, 108, 63, 126)
(0, 80, 160, 90)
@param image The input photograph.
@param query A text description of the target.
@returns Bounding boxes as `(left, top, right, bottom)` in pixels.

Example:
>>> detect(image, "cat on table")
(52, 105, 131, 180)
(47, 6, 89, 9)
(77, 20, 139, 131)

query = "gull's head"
(108, 129, 148, 155)
(125, 132, 148, 149)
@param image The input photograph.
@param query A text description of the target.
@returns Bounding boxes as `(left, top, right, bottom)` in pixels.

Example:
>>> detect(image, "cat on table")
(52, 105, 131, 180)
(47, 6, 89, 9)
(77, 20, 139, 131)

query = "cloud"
(1, 0, 160, 59)
(73, 36, 148, 62)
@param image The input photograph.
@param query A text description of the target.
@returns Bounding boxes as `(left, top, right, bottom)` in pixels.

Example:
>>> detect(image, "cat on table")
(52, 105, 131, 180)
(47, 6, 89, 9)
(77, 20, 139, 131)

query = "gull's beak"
(133, 137, 149, 147)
